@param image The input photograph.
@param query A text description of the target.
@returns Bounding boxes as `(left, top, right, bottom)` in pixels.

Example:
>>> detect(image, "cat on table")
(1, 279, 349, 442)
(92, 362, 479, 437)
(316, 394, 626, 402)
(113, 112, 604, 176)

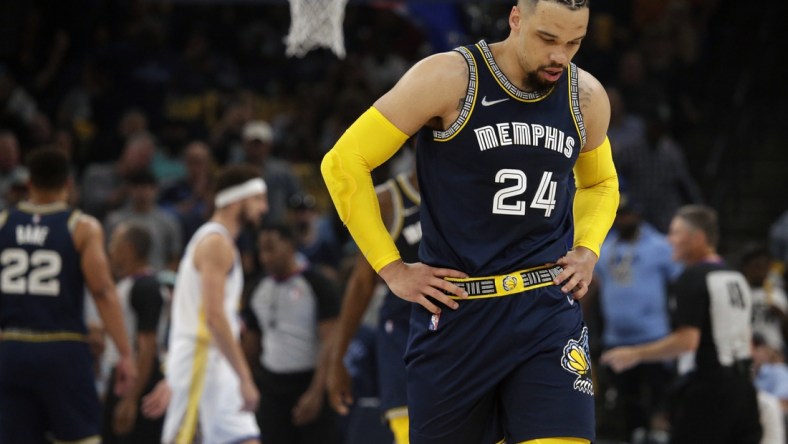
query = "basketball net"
(285, 0, 348, 59)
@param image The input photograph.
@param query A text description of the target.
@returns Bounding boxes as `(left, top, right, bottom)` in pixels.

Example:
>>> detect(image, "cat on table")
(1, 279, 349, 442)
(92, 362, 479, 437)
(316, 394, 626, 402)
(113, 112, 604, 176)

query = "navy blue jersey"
(416, 40, 586, 276)
(379, 173, 421, 324)
(0, 202, 86, 334)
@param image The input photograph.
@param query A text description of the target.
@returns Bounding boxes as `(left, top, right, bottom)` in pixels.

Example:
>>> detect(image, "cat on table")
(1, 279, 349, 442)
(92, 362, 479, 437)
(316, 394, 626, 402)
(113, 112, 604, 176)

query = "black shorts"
(670, 370, 762, 444)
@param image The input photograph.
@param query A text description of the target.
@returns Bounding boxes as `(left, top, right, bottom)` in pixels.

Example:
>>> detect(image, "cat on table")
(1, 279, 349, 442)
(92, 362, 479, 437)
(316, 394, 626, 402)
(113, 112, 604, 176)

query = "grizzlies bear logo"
(561, 326, 593, 395)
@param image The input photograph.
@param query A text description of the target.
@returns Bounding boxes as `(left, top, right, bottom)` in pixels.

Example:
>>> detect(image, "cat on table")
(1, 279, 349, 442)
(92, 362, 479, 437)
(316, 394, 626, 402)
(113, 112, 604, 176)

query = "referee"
(601, 205, 762, 443)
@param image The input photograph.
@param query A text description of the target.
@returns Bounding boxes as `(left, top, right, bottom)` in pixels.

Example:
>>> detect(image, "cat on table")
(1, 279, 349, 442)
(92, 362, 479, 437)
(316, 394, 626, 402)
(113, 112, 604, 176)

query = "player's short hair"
(676, 205, 719, 248)
(520, 0, 589, 10)
(26, 147, 70, 191)
(213, 164, 261, 195)
(121, 222, 153, 261)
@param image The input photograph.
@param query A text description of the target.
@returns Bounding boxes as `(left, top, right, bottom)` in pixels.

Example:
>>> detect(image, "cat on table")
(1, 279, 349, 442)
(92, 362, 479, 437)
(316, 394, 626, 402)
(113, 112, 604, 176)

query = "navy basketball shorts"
(376, 315, 410, 417)
(404, 285, 595, 444)
(0, 340, 101, 443)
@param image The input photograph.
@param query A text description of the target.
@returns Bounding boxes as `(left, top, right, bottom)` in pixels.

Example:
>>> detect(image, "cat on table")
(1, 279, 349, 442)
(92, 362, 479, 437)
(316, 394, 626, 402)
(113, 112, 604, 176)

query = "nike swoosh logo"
(481, 96, 510, 106)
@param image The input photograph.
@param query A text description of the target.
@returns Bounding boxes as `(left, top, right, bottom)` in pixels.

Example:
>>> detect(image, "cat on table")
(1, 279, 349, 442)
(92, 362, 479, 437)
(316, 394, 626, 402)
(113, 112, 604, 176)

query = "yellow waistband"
(445, 264, 562, 299)
(1, 329, 87, 342)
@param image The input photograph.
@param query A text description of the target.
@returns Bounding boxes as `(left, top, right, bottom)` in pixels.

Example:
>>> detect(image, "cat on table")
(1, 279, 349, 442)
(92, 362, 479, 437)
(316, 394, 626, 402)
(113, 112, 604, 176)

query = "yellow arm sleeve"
(572, 136, 620, 258)
(320, 107, 409, 272)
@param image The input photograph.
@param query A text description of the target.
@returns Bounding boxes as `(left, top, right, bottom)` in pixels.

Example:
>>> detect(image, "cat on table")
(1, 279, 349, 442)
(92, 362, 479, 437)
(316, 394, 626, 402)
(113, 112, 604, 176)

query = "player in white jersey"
(162, 165, 268, 444)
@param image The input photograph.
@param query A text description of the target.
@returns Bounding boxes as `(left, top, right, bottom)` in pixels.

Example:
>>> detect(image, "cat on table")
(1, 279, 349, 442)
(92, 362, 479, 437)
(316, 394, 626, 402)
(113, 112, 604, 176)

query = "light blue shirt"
(596, 223, 682, 347)
(756, 363, 788, 400)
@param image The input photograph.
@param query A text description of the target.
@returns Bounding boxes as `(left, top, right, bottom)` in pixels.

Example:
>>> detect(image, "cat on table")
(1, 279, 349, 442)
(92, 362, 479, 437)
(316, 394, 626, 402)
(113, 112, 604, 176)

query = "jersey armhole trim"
(568, 63, 587, 149)
(67, 209, 83, 233)
(432, 46, 477, 142)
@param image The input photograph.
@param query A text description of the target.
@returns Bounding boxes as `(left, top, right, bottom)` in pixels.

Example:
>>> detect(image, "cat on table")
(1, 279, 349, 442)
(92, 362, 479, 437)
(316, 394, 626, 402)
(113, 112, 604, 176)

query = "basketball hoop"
(285, 0, 348, 59)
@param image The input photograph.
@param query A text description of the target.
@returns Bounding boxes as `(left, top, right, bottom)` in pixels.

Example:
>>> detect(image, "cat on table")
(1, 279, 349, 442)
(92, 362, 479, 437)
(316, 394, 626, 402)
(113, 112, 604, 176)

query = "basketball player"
(327, 169, 420, 444)
(0, 147, 137, 443)
(601, 205, 762, 443)
(321, 1, 619, 442)
(161, 165, 266, 444)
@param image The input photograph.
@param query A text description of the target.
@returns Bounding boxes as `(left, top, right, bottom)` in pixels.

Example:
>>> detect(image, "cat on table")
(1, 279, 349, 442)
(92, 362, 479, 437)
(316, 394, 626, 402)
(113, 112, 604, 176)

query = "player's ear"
(510, 6, 522, 30)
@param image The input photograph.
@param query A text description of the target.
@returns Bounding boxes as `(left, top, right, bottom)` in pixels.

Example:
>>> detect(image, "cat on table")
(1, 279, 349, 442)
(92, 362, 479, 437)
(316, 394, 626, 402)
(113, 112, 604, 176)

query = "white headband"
(214, 178, 267, 208)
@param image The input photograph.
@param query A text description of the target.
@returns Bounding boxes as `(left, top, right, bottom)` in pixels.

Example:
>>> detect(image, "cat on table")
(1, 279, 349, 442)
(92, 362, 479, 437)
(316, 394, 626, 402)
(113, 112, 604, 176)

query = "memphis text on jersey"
(473, 122, 575, 157)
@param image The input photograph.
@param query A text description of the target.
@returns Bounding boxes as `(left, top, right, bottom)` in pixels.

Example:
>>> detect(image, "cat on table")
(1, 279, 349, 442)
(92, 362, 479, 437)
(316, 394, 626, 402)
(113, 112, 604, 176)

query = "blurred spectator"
(238, 119, 302, 225)
(607, 86, 646, 161)
(159, 140, 215, 245)
(89, 108, 150, 165)
(242, 224, 340, 444)
(741, 245, 788, 353)
(52, 126, 80, 169)
(210, 98, 253, 165)
(103, 222, 165, 443)
(105, 170, 182, 271)
(287, 192, 344, 283)
(232, 118, 303, 277)
(753, 333, 788, 415)
(0, 65, 38, 145)
(613, 104, 703, 233)
(590, 193, 680, 441)
(79, 131, 156, 219)
(0, 130, 27, 209)
(614, 50, 668, 120)
(57, 58, 117, 165)
(2, 167, 28, 208)
(770, 210, 788, 271)
(360, 38, 408, 97)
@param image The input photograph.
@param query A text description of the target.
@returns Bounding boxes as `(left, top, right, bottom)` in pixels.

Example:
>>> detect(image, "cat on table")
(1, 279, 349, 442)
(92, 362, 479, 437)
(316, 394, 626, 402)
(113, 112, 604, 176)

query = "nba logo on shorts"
(429, 312, 441, 331)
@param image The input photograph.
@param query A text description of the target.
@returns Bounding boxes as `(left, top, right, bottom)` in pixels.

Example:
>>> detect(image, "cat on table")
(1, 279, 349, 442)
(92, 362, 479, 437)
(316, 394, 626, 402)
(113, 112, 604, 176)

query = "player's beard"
(525, 63, 563, 92)
(238, 201, 262, 231)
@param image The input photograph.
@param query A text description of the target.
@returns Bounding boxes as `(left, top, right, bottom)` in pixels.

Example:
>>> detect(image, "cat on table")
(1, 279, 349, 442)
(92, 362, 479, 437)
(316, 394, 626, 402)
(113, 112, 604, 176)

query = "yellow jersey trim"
(175, 307, 211, 444)
(52, 435, 100, 444)
(1, 329, 86, 342)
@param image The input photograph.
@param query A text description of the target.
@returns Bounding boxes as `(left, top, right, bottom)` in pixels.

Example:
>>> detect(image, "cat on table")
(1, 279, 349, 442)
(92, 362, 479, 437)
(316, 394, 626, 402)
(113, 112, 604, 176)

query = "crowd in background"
(1, 0, 788, 443)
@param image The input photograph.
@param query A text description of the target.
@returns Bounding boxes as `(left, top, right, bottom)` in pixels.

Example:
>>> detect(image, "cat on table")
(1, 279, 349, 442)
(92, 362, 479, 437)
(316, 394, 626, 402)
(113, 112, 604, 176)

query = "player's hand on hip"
(379, 260, 469, 314)
(600, 346, 640, 373)
(554, 247, 598, 299)
(240, 377, 260, 412)
(114, 354, 138, 397)
(326, 346, 354, 415)
(141, 380, 171, 419)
